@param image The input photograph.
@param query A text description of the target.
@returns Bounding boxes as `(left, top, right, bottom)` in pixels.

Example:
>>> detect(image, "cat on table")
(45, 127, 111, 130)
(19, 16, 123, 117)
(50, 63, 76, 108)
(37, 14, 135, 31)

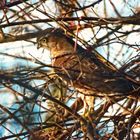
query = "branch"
(1, 15, 140, 29)
(0, 0, 29, 10)
(0, 28, 54, 43)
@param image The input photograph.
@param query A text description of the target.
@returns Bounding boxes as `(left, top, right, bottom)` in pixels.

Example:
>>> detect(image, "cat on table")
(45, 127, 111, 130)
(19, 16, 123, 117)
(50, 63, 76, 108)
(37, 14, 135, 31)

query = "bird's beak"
(37, 43, 41, 49)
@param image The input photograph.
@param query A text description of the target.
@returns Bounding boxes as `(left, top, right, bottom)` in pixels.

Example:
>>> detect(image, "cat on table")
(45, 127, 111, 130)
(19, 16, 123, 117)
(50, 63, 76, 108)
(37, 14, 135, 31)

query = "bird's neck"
(49, 40, 75, 58)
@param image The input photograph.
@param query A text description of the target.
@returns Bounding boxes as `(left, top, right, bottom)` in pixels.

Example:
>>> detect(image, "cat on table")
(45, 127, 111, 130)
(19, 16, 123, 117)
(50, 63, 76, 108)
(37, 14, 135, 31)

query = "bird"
(37, 28, 135, 97)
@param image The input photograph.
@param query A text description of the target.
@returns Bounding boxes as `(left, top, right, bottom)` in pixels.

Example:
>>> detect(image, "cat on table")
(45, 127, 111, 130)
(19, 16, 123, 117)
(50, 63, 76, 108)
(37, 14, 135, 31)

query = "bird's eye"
(43, 39, 46, 42)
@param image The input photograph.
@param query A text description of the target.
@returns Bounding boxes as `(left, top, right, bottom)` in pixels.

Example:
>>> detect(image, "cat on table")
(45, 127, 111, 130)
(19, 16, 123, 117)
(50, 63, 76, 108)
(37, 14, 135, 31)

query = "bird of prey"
(37, 28, 135, 97)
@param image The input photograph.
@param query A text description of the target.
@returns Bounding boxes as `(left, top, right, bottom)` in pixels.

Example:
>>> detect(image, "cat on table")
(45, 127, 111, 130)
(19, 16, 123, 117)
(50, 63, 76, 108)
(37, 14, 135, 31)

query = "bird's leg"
(79, 93, 94, 119)
(83, 95, 94, 117)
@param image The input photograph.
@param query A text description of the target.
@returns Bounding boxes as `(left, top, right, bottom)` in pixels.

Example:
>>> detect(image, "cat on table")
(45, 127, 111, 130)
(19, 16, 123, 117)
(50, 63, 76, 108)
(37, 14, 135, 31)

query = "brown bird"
(37, 28, 135, 96)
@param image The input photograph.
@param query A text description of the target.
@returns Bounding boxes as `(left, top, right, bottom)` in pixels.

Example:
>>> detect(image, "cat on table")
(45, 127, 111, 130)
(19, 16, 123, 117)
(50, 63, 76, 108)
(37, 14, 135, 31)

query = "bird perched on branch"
(37, 28, 135, 96)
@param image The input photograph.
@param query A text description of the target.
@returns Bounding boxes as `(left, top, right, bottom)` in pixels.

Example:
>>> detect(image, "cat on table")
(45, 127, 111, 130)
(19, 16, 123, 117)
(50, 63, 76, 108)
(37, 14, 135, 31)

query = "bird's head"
(37, 36, 50, 50)
(37, 29, 75, 58)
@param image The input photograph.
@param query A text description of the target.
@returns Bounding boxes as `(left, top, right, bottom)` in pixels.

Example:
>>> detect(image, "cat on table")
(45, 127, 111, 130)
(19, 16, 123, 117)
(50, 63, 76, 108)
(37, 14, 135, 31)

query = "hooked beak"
(37, 43, 41, 49)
